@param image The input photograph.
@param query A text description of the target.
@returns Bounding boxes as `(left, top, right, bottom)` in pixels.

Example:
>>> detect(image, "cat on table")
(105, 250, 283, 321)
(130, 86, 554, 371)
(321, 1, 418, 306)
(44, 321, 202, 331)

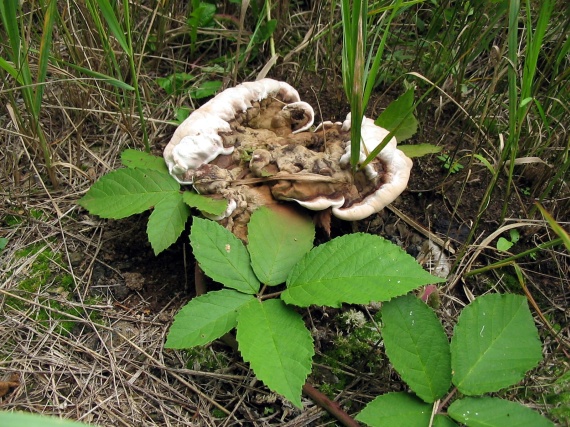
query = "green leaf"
(236, 299, 313, 408)
(536, 202, 570, 251)
(189, 80, 222, 99)
(448, 397, 555, 427)
(165, 289, 254, 348)
(399, 143, 442, 158)
(375, 87, 418, 142)
(51, 57, 134, 90)
(282, 234, 444, 308)
(156, 72, 194, 95)
(496, 237, 513, 252)
(451, 294, 543, 395)
(147, 194, 190, 255)
(433, 416, 459, 427)
(77, 168, 180, 219)
(183, 192, 228, 216)
(381, 295, 451, 403)
(121, 149, 168, 172)
(248, 206, 314, 286)
(35, 0, 57, 117)
(95, 0, 129, 53)
(190, 218, 260, 294)
(188, 2, 216, 28)
(0, 411, 89, 426)
(253, 19, 278, 44)
(0, 237, 8, 252)
(356, 392, 432, 427)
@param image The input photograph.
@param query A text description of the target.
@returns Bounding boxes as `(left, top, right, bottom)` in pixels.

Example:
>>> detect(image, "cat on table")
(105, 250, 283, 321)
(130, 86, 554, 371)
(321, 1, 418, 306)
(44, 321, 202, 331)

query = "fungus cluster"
(164, 78, 413, 236)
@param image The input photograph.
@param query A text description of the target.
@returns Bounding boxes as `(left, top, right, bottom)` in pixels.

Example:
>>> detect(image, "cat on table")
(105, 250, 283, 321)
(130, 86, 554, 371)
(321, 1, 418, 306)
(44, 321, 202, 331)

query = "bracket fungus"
(164, 78, 412, 236)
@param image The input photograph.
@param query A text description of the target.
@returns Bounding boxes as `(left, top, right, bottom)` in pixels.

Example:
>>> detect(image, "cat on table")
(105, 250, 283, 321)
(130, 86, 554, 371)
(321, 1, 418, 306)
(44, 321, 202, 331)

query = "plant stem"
(302, 383, 361, 427)
(464, 237, 562, 277)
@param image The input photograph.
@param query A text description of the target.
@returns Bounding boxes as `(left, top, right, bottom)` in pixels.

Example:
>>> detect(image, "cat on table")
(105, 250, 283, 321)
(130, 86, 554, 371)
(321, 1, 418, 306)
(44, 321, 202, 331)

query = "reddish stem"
(302, 383, 360, 427)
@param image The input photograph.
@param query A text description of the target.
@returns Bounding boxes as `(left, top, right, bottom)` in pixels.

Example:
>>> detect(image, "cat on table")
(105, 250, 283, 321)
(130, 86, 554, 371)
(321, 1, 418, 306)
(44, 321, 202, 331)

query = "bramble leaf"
(375, 87, 418, 142)
(121, 149, 168, 172)
(236, 299, 313, 408)
(183, 191, 228, 216)
(248, 206, 314, 286)
(448, 397, 554, 427)
(451, 294, 543, 395)
(147, 193, 190, 255)
(282, 234, 444, 307)
(165, 289, 254, 348)
(190, 218, 260, 294)
(356, 392, 432, 427)
(381, 294, 451, 403)
(77, 168, 180, 219)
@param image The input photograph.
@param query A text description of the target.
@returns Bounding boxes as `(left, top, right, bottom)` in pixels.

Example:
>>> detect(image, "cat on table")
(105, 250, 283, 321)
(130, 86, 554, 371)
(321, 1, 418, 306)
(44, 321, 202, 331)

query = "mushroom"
(164, 78, 412, 236)
(164, 79, 314, 184)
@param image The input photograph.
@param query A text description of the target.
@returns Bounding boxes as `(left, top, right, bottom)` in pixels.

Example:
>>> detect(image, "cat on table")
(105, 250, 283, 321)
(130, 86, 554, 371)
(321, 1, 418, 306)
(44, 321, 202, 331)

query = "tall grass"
(91, 0, 149, 152)
(0, 0, 59, 187)
(340, 0, 419, 171)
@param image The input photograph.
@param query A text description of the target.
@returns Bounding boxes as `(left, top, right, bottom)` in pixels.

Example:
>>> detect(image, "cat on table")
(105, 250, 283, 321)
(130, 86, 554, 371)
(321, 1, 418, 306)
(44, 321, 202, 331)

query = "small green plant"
(356, 293, 553, 427)
(497, 228, 520, 252)
(437, 153, 464, 174)
(78, 149, 444, 406)
(164, 208, 443, 407)
(78, 149, 229, 255)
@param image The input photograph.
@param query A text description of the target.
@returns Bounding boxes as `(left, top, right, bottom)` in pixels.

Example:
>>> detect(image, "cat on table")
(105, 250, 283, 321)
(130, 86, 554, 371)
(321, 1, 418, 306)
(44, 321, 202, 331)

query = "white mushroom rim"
(164, 78, 412, 222)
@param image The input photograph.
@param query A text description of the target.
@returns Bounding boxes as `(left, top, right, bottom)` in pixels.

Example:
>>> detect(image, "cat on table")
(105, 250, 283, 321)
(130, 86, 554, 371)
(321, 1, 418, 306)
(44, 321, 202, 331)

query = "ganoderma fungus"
(164, 78, 412, 235)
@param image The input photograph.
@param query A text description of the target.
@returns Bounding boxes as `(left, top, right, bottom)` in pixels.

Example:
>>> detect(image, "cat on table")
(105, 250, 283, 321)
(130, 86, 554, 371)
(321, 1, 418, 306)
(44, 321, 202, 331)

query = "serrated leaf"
(356, 392, 432, 427)
(448, 397, 555, 427)
(165, 289, 254, 348)
(451, 294, 543, 395)
(236, 299, 313, 408)
(382, 295, 451, 403)
(121, 149, 168, 172)
(147, 194, 190, 255)
(282, 234, 445, 308)
(375, 87, 418, 142)
(248, 206, 314, 286)
(190, 218, 260, 294)
(399, 143, 443, 158)
(77, 168, 180, 219)
(183, 192, 228, 216)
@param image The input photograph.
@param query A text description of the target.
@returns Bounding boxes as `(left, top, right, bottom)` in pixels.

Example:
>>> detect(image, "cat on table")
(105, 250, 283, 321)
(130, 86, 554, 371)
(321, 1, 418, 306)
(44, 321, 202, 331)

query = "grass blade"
(35, 0, 58, 117)
(95, 0, 130, 53)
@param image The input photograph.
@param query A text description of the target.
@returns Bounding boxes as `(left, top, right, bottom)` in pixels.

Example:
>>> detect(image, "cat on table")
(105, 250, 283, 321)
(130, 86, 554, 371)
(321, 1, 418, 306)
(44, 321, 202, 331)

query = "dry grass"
(1, 1, 569, 426)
